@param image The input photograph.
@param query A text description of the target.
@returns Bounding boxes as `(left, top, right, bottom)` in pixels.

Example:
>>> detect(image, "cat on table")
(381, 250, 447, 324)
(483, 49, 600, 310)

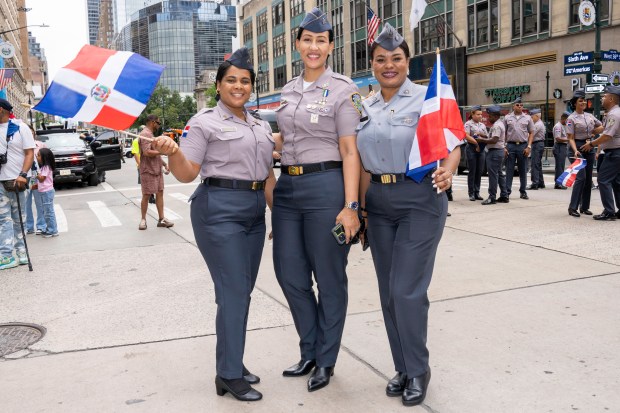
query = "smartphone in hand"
(331, 223, 346, 245)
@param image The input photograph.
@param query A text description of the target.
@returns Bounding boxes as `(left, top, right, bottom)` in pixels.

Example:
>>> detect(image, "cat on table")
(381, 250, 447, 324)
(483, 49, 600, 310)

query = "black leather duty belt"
(507, 141, 527, 145)
(281, 161, 343, 176)
(203, 177, 266, 190)
(371, 173, 408, 184)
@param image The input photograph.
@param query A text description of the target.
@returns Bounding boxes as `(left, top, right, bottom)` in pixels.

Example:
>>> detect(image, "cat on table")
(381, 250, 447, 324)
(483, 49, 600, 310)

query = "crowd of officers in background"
(461, 86, 620, 221)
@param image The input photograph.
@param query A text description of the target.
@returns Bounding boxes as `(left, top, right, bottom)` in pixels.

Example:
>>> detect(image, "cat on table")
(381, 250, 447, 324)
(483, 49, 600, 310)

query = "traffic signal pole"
(593, 0, 602, 119)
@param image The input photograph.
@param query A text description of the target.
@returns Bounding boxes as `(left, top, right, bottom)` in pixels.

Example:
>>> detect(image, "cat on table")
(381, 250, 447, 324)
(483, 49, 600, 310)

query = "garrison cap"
(562, 111, 571, 117)
(512, 97, 522, 104)
(572, 89, 586, 99)
(299, 7, 332, 33)
(470, 105, 482, 111)
(226, 47, 253, 71)
(486, 105, 502, 115)
(530, 109, 541, 115)
(0, 98, 13, 112)
(374, 23, 404, 51)
(604, 84, 620, 97)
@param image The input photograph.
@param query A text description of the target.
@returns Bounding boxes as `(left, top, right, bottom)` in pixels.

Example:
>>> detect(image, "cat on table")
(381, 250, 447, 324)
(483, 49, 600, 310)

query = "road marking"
(87, 201, 122, 227)
(54, 204, 68, 233)
(170, 192, 189, 203)
(100, 182, 114, 191)
(147, 205, 183, 221)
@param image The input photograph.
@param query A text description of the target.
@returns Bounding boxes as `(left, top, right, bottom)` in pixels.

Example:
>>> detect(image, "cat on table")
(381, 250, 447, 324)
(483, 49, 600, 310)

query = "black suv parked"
(36, 128, 122, 186)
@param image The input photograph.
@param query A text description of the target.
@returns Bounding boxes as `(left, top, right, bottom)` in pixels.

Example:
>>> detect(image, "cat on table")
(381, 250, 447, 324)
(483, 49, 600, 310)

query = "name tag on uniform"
(310, 114, 319, 124)
(220, 127, 237, 132)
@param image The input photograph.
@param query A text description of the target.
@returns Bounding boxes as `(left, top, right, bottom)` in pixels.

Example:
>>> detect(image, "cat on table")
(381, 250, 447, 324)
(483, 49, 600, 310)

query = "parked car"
(251, 109, 280, 167)
(36, 128, 122, 186)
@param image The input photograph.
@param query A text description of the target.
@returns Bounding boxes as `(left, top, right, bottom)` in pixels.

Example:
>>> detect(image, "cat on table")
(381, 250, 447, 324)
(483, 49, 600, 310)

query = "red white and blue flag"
(367, 8, 380, 45)
(406, 52, 465, 182)
(0, 68, 15, 90)
(34, 45, 164, 130)
(556, 158, 587, 187)
(181, 125, 190, 138)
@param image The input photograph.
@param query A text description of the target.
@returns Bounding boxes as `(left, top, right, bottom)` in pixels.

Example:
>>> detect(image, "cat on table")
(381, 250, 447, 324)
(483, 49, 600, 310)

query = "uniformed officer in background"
(464, 106, 487, 201)
(480, 105, 509, 204)
(272, 7, 362, 393)
(152, 47, 276, 402)
(580, 85, 620, 220)
(527, 108, 546, 190)
(553, 111, 570, 189)
(566, 89, 603, 217)
(504, 97, 534, 200)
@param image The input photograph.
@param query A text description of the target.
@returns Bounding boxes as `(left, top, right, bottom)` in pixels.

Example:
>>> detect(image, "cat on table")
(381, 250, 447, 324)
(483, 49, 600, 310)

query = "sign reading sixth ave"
(564, 64, 593, 76)
(585, 84, 605, 94)
(564, 51, 594, 65)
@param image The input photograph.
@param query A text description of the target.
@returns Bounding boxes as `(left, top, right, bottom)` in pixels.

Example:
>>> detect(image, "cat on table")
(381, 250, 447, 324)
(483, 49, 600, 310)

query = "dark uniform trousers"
(365, 175, 447, 378)
(486, 148, 508, 200)
(505, 142, 529, 195)
(272, 169, 350, 368)
(569, 140, 595, 210)
(530, 140, 545, 186)
(466, 144, 485, 196)
(553, 143, 568, 181)
(597, 148, 620, 214)
(190, 183, 266, 379)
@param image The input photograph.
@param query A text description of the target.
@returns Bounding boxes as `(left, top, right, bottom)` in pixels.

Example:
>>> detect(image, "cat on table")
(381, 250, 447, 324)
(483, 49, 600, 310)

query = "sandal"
(138, 219, 147, 230)
(157, 218, 174, 228)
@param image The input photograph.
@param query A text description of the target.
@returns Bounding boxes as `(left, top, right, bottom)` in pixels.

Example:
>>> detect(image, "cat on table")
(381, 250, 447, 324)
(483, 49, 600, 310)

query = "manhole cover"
(0, 323, 46, 357)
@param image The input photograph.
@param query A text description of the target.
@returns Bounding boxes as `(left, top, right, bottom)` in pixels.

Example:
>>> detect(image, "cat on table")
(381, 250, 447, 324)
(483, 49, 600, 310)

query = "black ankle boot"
(215, 376, 262, 401)
(307, 366, 334, 392)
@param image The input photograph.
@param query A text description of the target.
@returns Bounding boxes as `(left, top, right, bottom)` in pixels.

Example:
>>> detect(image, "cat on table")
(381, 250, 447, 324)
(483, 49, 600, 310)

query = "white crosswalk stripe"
(87, 201, 122, 227)
(147, 205, 183, 221)
(54, 204, 68, 233)
(169, 192, 189, 203)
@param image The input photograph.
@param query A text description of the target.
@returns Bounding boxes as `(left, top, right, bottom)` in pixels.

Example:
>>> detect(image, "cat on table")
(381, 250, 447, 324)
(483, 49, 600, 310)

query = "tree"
(132, 85, 197, 130)
(205, 84, 217, 109)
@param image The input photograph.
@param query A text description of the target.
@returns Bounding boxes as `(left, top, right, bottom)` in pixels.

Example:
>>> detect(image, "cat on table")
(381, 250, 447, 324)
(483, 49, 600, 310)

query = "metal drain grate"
(0, 323, 46, 357)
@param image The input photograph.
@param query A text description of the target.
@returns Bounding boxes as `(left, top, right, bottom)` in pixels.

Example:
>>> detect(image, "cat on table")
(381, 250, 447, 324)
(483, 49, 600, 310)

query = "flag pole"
(436, 47, 442, 194)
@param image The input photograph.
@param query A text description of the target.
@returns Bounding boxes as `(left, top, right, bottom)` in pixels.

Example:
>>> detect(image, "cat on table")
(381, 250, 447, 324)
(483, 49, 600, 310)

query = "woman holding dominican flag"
(356, 24, 461, 407)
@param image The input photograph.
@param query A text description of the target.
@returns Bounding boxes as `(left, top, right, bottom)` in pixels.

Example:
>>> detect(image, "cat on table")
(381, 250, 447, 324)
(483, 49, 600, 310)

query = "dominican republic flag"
(406, 52, 465, 182)
(34, 45, 164, 130)
(556, 158, 587, 187)
(367, 8, 380, 45)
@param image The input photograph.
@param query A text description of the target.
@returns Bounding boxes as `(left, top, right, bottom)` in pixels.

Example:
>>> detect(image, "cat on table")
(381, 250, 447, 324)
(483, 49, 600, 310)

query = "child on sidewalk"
(36, 148, 59, 238)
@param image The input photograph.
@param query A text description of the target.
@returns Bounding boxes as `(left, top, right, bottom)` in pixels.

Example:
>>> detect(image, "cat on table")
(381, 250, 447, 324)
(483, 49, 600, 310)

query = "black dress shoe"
(447, 192, 453, 201)
(386, 372, 407, 397)
(497, 196, 510, 203)
(283, 359, 316, 377)
(568, 208, 580, 217)
(215, 376, 262, 401)
(616, 210, 620, 219)
(447, 212, 451, 217)
(593, 211, 617, 221)
(579, 209, 593, 216)
(243, 365, 260, 384)
(402, 370, 431, 406)
(554, 184, 567, 190)
(481, 198, 496, 205)
(520, 192, 529, 199)
(307, 366, 334, 392)
(469, 195, 476, 201)
(474, 194, 484, 200)
(526, 185, 538, 190)
(538, 184, 546, 189)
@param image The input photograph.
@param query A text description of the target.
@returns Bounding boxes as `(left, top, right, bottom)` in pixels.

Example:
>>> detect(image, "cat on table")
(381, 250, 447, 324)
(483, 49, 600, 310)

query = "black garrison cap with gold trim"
(299, 7, 332, 33)
(226, 47, 253, 71)
(374, 23, 404, 51)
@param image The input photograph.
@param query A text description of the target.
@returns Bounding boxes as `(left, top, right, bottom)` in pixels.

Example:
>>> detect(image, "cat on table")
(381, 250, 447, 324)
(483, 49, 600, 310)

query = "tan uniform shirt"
(601, 105, 620, 150)
(553, 121, 567, 142)
(487, 119, 506, 149)
(532, 119, 546, 142)
(464, 119, 488, 138)
(566, 111, 602, 140)
(504, 112, 534, 143)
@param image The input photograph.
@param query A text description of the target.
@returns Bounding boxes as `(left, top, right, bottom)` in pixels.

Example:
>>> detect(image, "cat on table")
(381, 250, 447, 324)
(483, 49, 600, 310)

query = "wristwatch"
(18, 171, 28, 179)
(527, 145, 532, 149)
(344, 201, 359, 211)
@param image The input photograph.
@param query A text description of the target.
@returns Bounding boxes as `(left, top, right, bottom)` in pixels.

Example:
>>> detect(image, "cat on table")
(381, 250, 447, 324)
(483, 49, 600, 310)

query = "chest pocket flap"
(214, 130, 244, 141)
(388, 112, 419, 127)
(306, 104, 335, 118)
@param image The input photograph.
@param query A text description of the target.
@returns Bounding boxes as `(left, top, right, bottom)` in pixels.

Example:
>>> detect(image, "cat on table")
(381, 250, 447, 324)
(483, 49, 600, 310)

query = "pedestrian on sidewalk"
(356, 24, 458, 407)
(553, 111, 570, 189)
(480, 106, 509, 204)
(528, 109, 546, 190)
(0, 98, 35, 270)
(152, 47, 276, 402)
(138, 115, 173, 230)
(464, 105, 487, 201)
(25, 124, 46, 234)
(35, 148, 59, 237)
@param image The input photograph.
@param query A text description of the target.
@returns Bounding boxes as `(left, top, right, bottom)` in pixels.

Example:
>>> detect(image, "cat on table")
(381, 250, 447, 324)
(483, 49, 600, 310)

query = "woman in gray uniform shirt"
(356, 24, 458, 407)
(152, 48, 275, 402)
(272, 7, 362, 392)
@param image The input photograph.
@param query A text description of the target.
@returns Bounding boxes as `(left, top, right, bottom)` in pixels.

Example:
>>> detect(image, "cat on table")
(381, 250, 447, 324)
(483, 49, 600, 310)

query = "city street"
(1, 161, 619, 413)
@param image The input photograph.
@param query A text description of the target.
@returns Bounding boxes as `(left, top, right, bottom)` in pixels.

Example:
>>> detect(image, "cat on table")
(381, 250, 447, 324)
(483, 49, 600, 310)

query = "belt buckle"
(251, 181, 260, 190)
(380, 174, 396, 184)
(288, 166, 303, 176)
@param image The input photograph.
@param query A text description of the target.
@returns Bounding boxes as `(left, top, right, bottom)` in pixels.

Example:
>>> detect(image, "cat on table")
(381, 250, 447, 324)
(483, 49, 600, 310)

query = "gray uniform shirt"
(600, 105, 620, 150)
(532, 119, 546, 142)
(275, 67, 361, 165)
(487, 118, 506, 150)
(553, 121, 567, 142)
(504, 112, 534, 143)
(566, 112, 602, 140)
(464, 119, 488, 139)
(356, 78, 427, 173)
(180, 101, 274, 181)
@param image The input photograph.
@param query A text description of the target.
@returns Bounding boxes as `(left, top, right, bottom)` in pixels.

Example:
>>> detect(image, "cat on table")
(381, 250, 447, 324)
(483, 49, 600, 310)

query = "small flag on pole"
(367, 8, 381, 45)
(406, 50, 465, 182)
(556, 158, 587, 187)
(0, 68, 15, 90)
(409, 0, 428, 31)
(34, 45, 164, 130)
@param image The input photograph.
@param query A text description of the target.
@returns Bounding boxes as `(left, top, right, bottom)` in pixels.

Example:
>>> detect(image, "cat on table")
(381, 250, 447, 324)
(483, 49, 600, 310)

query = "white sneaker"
(17, 251, 28, 265)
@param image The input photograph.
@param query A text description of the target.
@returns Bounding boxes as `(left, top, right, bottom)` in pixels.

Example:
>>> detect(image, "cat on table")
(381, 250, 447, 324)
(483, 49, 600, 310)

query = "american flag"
(0, 68, 15, 90)
(367, 8, 380, 45)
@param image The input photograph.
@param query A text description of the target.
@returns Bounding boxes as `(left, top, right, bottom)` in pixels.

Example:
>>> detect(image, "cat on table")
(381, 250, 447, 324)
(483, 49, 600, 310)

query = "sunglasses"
(514, 104, 523, 106)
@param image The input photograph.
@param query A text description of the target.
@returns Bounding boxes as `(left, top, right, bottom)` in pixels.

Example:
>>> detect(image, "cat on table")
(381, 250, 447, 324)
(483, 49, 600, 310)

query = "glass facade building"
(116, 0, 237, 94)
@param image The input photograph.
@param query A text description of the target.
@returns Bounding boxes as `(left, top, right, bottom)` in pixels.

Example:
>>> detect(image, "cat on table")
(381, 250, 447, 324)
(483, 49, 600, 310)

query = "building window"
(273, 34, 286, 57)
(332, 5, 345, 75)
(569, 0, 609, 26)
(351, 40, 369, 73)
(257, 75, 270, 94)
(274, 65, 287, 89)
(272, 2, 285, 26)
(291, 27, 298, 53)
(258, 42, 269, 63)
(467, 0, 498, 49)
(414, 13, 453, 55)
(381, 0, 402, 19)
(512, 0, 549, 39)
(257, 12, 268, 35)
(350, 0, 366, 31)
(292, 59, 303, 77)
(243, 20, 253, 44)
(291, 0, 304, 17)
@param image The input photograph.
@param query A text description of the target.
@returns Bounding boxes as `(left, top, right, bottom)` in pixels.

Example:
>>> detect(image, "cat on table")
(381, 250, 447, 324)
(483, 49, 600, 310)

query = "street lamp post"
(0, 24, 49, 36)
(256, 67, 264, 109)
(28, 96, 33, 126)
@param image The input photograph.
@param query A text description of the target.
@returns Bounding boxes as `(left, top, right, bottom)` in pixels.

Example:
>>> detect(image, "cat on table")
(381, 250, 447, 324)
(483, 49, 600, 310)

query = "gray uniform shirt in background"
(180, 101, 274, 181)
(276, 67, 361, 165)
(532, 119, 546, 142)
(504, 112, 534, 143)
(553, 121, 567, 141)
(464, 119, 488, 138)
(565, 111, 602, 140)
(601, 105, 620, 150)
(356, 78, 427, 174)
(487, 119, 506, 149)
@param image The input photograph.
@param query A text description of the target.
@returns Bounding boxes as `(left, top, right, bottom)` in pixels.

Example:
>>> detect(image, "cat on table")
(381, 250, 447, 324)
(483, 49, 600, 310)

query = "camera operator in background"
(0, 98, 35, 270)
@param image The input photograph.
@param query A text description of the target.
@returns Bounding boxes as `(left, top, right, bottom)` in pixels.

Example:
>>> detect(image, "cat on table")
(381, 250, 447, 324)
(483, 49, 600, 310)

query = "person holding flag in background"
(356, 23, 463, 407)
